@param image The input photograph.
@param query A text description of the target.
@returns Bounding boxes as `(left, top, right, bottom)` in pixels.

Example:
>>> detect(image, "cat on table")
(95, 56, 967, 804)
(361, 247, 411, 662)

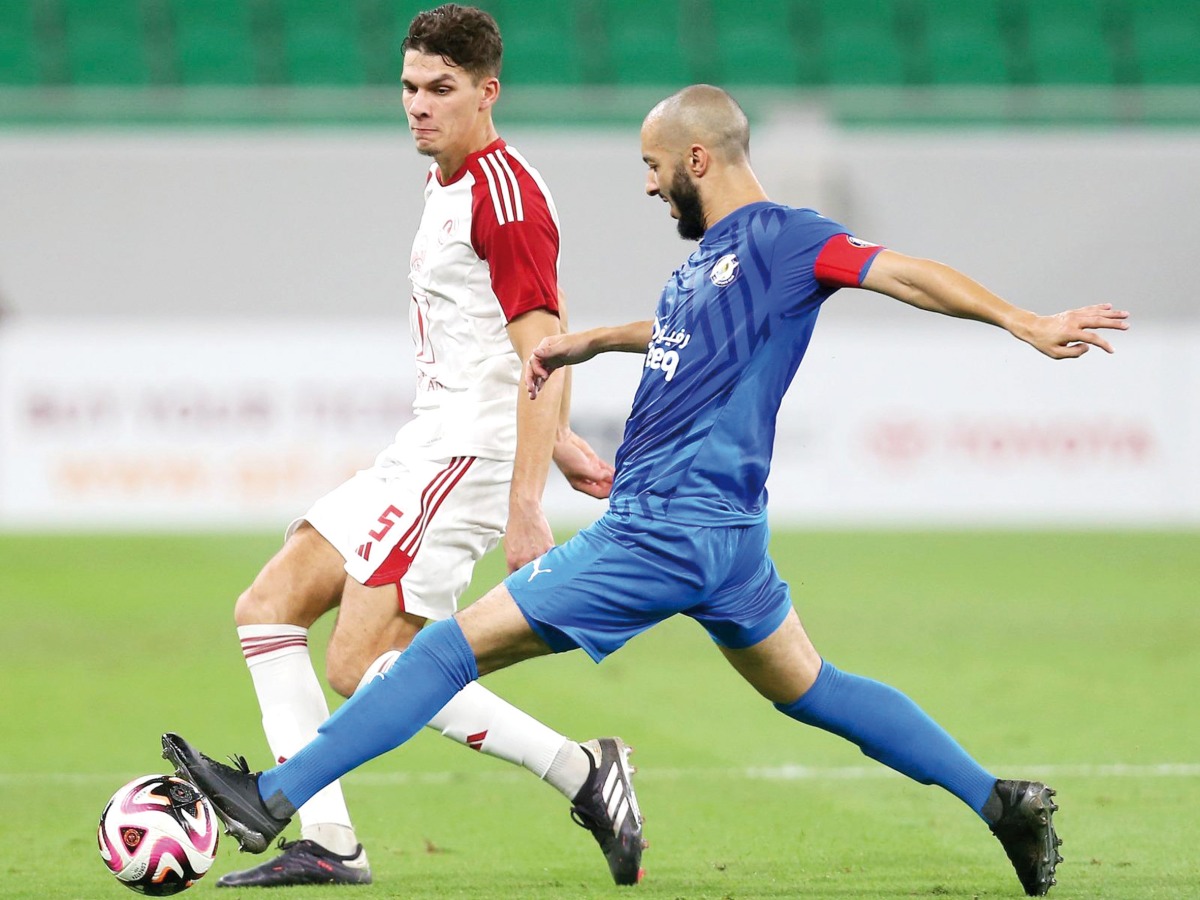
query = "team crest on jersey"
(847, 236, 879, 249)
(709, 253, 740, 286)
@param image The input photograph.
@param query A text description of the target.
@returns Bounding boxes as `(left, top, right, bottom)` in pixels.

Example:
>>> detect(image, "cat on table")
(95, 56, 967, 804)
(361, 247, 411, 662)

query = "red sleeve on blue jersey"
(469, 147, 560, 322)
(814, 234, 886, 288)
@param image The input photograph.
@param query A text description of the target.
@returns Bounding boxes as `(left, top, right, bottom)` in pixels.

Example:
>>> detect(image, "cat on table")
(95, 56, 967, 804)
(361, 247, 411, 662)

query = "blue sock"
(776, 661, 997, 818)
(258, 617, 478, 811)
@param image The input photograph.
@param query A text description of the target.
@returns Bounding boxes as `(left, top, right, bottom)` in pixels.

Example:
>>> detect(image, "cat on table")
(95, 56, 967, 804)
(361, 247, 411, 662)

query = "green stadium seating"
(818, 0, 910, 85)
(1128, 0, 1200, 85)
(62, 0, 151, 84)
(171, 0, 258, 84)
(493, 0, 585, 84)
(3, 0, 1200, 92)
(0, 0, 41, 85)
(278, 0, 366, 85)
(710, 0, 804, 85)
(1023, 0, 1116, 84)
(604, 0, 696, 85)
(917, 0, 1011, 85)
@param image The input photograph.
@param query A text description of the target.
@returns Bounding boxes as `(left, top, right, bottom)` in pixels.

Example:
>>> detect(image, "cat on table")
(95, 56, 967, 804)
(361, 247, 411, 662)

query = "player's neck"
(702, 169, 769, 232)
(435, 122, 501, 183)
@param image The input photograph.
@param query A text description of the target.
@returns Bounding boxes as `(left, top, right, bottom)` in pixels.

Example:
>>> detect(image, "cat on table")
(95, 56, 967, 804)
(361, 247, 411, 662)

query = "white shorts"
(291, 440, 512, 621)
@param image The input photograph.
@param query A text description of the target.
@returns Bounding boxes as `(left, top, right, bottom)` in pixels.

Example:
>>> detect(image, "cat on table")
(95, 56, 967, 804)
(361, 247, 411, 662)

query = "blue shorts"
(504, 511, 792, 662)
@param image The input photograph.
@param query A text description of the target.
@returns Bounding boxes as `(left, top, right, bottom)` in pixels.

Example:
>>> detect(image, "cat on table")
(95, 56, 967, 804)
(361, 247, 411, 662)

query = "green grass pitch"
(1, 529, 1197, 899)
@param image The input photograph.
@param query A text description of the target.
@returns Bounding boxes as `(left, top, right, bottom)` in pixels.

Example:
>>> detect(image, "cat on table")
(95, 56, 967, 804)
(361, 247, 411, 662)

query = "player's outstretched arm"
(527, 320, 653, 399)
(861, 250, 1129, 359)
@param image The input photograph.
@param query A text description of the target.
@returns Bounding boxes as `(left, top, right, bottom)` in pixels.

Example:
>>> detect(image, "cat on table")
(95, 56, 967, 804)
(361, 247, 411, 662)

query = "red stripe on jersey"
(363, 457, 476, 587)
(814, 234, 886, 288)
(468, 142, 560, 322)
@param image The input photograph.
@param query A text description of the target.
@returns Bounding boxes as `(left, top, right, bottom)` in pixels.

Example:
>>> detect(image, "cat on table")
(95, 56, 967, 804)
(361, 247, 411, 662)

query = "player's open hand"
(554, 429, 615, 499)
(1026, 303, 1129, 359)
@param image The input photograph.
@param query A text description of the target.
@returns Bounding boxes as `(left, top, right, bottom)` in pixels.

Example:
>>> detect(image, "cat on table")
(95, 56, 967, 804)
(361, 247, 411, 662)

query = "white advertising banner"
(0, 318, 1193, 529)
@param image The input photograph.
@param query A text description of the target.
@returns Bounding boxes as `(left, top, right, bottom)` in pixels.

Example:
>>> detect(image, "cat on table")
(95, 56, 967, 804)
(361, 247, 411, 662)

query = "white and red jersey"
(404, 137, 560, 460)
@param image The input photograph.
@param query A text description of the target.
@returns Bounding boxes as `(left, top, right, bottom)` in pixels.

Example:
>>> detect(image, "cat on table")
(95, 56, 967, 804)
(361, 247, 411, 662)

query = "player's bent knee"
(325, 620, 422, 698)
(233, 583, 274, 627)
(325, 657, 366, 699)
(326, 642, 384, 698)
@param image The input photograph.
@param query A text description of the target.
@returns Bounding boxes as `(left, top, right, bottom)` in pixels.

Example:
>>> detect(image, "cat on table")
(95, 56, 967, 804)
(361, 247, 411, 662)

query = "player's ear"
(688, 145, 710, 177)
(479, 75, 500, 110)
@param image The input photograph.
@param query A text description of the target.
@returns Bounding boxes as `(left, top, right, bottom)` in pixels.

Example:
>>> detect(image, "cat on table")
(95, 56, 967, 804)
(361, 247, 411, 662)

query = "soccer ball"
(97, 774, 220, 895)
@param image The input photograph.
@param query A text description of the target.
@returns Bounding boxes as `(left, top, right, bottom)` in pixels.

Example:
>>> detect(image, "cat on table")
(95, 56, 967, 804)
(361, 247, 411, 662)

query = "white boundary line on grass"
(5, 762, 1200, 786)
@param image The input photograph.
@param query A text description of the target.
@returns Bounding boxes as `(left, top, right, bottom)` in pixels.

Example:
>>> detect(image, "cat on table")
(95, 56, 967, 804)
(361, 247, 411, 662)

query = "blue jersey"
(608, 202, 882, 525)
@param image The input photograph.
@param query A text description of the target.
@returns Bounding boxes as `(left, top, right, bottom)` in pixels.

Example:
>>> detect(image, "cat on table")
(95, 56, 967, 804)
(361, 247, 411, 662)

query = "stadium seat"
(1128, 0, 1200, 85)
(603, 0, 696, 86)
(710, 0, 803, 85)
(0, 0, 41, 85)
(171, 0, 258, 85)
(62, 0, 151, 84)
(817, 0, 911, 85)
(500, 25, 585, 84)
(917, 0, 1010, 85)
(1023, 0, 1116, 84)
(493, 0, 585, 84)
(278, 0, 366, 85)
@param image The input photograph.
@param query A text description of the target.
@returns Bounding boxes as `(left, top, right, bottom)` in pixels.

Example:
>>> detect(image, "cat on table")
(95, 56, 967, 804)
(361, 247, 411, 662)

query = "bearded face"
(668, 162, 707, 241)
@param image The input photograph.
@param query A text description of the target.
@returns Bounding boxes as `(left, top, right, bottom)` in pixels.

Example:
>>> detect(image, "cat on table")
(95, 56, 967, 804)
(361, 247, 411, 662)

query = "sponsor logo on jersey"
(709, 253, 740, 286)
(847, 236, 879, 249)
(645, 317, 691, 382)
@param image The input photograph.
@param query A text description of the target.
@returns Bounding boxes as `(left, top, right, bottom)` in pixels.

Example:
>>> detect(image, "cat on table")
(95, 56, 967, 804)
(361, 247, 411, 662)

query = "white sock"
(359, 650, 585, 798)
(239, 625, 363, 857)
(544, 740, 593, 800)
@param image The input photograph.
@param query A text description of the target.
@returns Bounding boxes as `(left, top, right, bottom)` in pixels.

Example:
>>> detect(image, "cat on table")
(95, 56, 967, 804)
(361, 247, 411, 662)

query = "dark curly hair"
(402, 5, 503, 81)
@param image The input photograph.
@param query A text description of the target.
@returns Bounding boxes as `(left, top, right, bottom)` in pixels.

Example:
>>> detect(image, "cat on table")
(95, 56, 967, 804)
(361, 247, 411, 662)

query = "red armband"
(814, 234, 886, 288)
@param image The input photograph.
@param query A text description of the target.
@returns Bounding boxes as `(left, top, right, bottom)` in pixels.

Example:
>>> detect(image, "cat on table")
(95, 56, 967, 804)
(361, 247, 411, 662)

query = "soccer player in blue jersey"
(163, 85, 1129, 895)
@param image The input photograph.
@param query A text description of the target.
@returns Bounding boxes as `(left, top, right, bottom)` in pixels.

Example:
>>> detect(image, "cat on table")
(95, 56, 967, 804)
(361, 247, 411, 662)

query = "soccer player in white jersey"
(216, 4, 644, 888)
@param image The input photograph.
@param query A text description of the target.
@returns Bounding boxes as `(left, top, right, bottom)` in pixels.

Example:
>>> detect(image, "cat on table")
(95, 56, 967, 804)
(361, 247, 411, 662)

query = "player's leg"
(704, 523, 1060, 895)
(326, 572, 595, 806)
(721, 607, 1000, 807)
(164, 584, 550, 846)
(326, 492, 644, 885)
(163, 516, 652, 883)
(721, 610, 1061, 895)
(225, 521, 371, 886)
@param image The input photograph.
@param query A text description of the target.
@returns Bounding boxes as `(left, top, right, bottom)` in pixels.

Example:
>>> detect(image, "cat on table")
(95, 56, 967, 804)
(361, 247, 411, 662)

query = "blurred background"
(0, 0, 1197, 530)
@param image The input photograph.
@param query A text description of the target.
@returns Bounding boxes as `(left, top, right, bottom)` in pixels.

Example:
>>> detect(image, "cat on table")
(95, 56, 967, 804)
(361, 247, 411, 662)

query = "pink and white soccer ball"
(97, 774, 219, 895)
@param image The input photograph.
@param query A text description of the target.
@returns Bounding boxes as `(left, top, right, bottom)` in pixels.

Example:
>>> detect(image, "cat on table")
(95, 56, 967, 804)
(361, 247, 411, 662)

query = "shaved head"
(641, 85, 765, 241)
(643, 84, 750, 163)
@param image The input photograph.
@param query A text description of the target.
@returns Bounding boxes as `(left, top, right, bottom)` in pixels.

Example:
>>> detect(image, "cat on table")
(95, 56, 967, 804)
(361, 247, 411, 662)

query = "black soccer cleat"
(570, 738, 646, 885)
(216, 837, 372, 887)
(161, 732, 294, 854)
(987, 779, 1063, 896)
